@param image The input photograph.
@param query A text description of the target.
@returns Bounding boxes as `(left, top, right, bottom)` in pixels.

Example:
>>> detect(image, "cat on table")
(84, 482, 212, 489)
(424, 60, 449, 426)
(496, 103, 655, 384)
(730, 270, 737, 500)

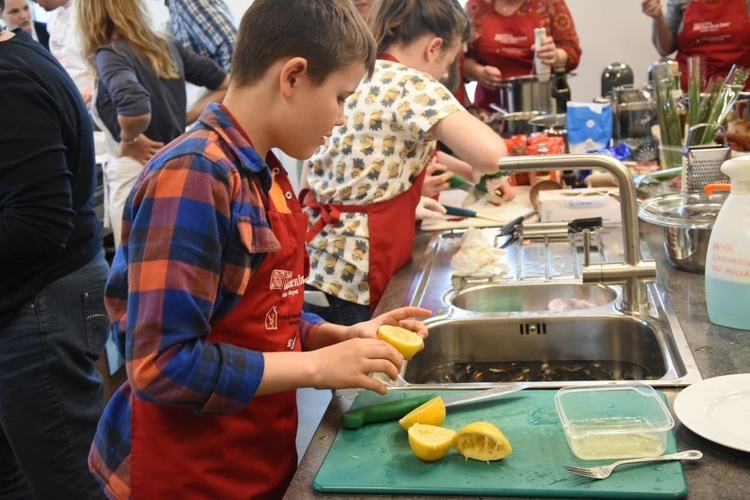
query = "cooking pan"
(497, 75, 554, 114)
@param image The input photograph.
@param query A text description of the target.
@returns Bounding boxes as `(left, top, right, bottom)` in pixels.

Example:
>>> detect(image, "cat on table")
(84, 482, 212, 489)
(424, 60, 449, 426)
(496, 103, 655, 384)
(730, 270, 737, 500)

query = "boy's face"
(282, 62, 365, 159)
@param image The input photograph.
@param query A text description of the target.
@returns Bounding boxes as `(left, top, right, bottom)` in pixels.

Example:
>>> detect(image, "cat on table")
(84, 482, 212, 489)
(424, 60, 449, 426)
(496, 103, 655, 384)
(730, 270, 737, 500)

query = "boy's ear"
(425, 37, 444, 62)
(280, 57, 309, 97)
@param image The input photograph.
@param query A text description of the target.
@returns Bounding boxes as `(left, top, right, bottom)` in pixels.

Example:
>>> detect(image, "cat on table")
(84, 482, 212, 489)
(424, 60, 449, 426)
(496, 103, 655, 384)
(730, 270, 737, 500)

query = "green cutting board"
(313, 389, 687, 498)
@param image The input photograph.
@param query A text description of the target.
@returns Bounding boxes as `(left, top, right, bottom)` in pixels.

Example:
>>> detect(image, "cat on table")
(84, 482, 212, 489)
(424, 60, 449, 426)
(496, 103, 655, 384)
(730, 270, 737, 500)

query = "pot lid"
(638, 192, 727, 229)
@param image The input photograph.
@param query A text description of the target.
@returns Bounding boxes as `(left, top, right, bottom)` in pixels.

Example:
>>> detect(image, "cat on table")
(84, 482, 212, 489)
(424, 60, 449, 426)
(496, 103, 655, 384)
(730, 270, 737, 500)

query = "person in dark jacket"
(0, 0, 109, 497)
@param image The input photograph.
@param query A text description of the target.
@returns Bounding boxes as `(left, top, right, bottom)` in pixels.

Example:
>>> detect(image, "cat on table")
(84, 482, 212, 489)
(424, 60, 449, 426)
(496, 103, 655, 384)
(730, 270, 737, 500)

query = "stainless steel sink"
(450, 283, 617, 313)
(397, 226, 702, 388)
(402, 314, 693, 389)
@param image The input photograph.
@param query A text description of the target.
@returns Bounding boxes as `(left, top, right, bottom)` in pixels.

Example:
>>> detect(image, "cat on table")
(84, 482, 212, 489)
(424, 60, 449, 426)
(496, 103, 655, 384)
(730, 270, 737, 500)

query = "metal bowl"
(639, 192, 728, 273)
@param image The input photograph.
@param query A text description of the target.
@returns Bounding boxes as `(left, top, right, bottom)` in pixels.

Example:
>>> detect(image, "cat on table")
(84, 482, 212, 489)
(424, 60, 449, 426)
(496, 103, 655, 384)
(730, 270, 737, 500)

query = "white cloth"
(303, 59, 463, 305)
(47, 1, 93, 94)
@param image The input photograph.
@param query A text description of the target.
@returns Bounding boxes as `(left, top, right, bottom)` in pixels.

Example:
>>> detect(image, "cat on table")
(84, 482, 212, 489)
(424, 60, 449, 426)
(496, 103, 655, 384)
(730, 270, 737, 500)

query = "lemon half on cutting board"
(398, 396, 446, 430)
(377, 325, 424, 360)
(453, 421, 512, 461)
(408, 423, 457, 462)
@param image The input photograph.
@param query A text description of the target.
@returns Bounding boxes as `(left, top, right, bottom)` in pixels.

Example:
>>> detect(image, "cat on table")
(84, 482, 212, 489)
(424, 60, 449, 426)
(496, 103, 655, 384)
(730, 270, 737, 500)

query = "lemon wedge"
(377, 324, 424, 360)
(407, 423, 456, 462)
(398, 396, 446, 431)
(453, 421, 512, 462)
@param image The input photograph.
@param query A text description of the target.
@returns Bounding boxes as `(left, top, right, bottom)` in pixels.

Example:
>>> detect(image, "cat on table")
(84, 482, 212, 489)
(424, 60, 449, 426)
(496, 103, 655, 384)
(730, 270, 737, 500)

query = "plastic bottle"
(534, 28, 551, 83)
(551, 66, 571, 113)
(705, 156, 750, 330)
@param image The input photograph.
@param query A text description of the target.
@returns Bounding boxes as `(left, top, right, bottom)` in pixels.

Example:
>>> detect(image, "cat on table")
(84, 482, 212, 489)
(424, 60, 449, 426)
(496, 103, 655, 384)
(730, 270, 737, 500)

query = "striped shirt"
(89, 103, 323, 498)
(167, 0, 237, 71)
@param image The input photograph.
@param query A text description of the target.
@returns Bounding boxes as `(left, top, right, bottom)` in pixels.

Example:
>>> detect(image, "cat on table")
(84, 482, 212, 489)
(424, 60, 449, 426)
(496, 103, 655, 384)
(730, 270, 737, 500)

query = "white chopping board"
(421, 185, 537, 231)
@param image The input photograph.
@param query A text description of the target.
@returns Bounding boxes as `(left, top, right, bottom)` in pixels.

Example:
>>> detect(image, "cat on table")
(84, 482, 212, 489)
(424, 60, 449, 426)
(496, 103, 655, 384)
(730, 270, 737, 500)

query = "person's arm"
(0, 71, 76, 265)
(95, 46, 164, 162)
(547, 0, 581, 71)
(258, 307, 432, 395)
(186, 74, 230, 124)
(431, 110, 508, 174)
(642, 0, 678, 56)
(463, 0, 504, 87)
(175, 42, 230, 123)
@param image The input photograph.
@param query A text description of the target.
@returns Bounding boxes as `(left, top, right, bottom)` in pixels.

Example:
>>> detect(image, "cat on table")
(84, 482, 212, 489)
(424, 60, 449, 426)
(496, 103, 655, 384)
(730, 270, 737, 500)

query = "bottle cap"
(721, 156, 750, 194)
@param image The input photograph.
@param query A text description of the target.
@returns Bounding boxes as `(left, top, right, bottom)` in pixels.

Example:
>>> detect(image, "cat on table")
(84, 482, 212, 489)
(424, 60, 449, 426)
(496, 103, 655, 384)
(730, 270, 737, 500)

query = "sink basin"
(450, 283, 617, 313)
(398, 227, 702, 388)
(401, 314, 692, 388)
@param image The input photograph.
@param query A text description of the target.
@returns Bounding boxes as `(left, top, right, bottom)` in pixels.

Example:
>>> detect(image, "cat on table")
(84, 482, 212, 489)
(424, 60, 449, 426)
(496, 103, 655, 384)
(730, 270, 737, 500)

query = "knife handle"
(442, 205, 477, 218)
(341, 393, 437, 429)
(448, 173, 470, 189)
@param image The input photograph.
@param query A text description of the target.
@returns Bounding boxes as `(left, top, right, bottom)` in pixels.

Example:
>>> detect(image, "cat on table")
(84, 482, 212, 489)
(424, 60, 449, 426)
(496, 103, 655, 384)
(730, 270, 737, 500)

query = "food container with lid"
(555, 384, 674, 460)
(638, 191, 728, 272)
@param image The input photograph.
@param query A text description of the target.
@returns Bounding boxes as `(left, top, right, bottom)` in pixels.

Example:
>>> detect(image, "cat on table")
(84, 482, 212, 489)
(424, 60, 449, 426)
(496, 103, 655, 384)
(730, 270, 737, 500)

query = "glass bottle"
(552, 66, 571, 114)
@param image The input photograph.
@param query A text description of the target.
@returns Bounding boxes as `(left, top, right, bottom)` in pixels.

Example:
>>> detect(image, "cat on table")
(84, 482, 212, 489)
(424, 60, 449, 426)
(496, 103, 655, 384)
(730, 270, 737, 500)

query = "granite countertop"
(284, 222, 750, 500)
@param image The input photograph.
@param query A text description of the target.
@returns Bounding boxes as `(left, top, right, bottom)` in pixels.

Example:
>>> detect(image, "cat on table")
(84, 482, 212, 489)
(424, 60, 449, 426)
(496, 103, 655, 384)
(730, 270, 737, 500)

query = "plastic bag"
(567, 102, 613, 154)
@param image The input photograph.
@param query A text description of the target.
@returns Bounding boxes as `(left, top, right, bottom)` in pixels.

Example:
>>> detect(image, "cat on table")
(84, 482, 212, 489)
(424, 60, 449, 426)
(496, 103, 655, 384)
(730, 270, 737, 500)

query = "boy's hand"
(347, 306, 432, 341)
(311, 338, 404, 395)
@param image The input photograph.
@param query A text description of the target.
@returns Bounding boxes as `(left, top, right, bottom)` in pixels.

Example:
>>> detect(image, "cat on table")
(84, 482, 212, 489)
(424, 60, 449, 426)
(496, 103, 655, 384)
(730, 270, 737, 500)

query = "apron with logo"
(130, 165, 308, 499)
(676, 0, 750, 90)
(472, 7, 542, 110)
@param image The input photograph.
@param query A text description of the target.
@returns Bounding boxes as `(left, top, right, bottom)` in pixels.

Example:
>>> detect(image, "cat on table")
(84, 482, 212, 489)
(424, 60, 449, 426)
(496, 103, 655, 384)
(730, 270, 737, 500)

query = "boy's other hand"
(347, 306, 432, 341)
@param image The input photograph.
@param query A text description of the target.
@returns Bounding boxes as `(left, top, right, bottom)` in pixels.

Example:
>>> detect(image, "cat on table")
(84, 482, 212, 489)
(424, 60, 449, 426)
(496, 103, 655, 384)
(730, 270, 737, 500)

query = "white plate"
(674, 374, 750, 452)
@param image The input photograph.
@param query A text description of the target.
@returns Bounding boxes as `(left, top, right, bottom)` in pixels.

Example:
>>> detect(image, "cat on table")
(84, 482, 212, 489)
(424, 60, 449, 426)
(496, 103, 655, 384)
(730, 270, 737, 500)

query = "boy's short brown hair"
(232, 0, 376, 87)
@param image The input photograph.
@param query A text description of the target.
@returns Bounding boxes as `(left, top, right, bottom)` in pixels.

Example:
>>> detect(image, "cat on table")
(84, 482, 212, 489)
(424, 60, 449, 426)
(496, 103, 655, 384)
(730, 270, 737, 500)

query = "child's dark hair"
(232, 0, 376, 87)
(368, 0, 470, 54)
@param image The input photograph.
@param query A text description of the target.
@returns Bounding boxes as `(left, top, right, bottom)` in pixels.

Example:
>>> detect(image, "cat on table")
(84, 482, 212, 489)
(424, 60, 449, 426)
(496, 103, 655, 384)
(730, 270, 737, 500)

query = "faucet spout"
(498, 154, 656, 313)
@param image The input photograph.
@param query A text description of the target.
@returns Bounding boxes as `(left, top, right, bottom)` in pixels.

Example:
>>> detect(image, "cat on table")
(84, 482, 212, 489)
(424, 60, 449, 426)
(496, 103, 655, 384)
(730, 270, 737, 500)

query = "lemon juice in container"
(705, 155, 750, 330)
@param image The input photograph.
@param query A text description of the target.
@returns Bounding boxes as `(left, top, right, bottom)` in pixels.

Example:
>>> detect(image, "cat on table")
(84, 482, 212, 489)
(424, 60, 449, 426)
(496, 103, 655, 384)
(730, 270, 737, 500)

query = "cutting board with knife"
(313, 389, 688, 498)
(421, 185, 536, 231)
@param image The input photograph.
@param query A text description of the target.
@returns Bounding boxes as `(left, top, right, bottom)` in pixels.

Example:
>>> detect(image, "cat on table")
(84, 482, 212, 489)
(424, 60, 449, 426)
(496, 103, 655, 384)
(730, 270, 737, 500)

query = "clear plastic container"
(555, 384, 674, 460)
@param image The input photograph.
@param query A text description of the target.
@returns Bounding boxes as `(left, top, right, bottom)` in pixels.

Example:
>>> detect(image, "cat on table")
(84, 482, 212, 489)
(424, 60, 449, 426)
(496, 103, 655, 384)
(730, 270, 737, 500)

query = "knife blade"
(341, 383, 530, 429)
(442, 205, 508, 224)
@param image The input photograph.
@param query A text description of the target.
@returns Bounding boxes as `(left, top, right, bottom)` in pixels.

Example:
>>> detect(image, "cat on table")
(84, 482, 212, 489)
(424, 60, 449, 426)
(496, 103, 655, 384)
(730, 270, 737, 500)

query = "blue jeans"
(0, 252, 109, 500)
(302, 285, 372, 326)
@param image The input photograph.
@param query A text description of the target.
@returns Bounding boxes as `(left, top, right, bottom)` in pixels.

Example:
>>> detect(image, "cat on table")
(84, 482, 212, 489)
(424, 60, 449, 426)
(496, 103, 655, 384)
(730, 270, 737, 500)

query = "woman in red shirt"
(463, 0, 581, 111)
(642, 0, 750, 91)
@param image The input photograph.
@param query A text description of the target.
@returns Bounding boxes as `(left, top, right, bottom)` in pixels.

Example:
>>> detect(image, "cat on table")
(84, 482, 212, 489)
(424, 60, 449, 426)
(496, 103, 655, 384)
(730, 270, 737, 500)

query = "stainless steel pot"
(528, 113, 567, 137)
(489, 111, 540, 138)
(498, 75, 553, 114)
(638, 191, 728, 273)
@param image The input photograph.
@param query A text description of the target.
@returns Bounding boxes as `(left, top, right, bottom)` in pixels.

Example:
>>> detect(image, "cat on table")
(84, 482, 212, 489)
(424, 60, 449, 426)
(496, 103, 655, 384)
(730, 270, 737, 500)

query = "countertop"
(285, 222, 750, 500)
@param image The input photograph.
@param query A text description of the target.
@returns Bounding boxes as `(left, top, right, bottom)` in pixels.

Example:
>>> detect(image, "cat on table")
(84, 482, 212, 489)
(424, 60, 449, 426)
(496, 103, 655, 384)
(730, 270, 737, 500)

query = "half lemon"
(453, 421, 512, 462)
(398, 396, 446, 431)
(377, 324, 424, 360)
(407, 423, 457, 462)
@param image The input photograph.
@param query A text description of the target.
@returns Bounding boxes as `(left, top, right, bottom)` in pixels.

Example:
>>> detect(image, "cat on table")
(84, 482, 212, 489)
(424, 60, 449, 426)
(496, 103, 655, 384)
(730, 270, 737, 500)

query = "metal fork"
(563, 450, 703, 480)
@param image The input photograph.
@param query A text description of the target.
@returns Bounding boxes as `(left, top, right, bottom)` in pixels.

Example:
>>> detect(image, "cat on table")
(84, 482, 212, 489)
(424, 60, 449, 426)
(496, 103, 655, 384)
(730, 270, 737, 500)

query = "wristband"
(122, 135, 139, 145)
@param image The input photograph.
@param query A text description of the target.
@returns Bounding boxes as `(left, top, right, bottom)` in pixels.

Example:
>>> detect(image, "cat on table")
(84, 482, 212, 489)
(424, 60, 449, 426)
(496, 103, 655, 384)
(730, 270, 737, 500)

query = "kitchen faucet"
(499, 154, 656, 314)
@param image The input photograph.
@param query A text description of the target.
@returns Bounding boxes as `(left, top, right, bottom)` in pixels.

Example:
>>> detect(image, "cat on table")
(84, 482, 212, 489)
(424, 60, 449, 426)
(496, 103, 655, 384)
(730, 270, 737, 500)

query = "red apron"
(301, 167, 425, 312)
(130, 165, 308, 499)
(473, 8, 542, 110)
(676, 0, 750, 90)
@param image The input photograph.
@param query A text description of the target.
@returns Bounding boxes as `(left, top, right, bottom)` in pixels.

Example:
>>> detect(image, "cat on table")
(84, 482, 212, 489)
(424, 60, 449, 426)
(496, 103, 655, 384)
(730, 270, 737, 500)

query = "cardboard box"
(538, 188, 621, 223)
